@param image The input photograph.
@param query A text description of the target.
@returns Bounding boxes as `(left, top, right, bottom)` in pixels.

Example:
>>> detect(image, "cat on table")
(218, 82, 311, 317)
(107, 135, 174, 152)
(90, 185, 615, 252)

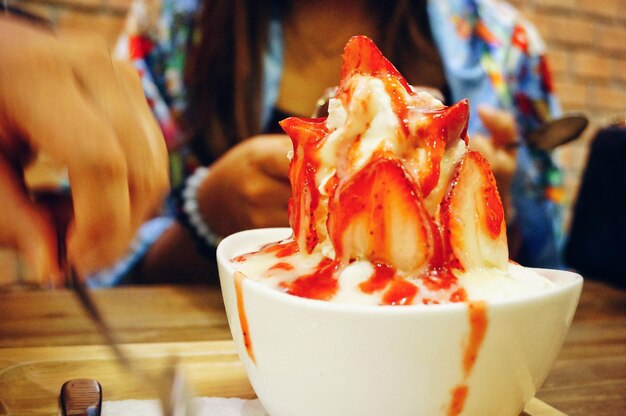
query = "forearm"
(135, 221, 217, 284)
(135, 167, 221, 285)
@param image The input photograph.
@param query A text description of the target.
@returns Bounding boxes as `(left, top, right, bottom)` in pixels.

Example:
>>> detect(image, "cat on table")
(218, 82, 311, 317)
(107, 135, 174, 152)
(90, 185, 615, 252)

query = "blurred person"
(106, 0, 563, 285)
(0, 13, 169, 286)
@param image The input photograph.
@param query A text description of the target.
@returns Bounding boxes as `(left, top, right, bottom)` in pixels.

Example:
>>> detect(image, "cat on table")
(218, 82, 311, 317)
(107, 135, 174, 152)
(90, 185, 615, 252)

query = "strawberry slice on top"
(327, 152, 437, 275)
(441, 151, 508, 271)
(339, 36, 411, 93)
(280, 116, 329, 254)
(279, 35, 509, 298)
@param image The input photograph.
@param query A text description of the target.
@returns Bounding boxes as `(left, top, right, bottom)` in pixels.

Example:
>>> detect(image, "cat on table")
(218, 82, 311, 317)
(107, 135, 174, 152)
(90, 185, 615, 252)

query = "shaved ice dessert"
(232, 36, 553, 307)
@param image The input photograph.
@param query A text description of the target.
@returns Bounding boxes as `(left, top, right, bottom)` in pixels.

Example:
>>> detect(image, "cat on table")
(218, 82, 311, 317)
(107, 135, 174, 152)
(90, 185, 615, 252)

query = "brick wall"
(9, 0, 626, 229)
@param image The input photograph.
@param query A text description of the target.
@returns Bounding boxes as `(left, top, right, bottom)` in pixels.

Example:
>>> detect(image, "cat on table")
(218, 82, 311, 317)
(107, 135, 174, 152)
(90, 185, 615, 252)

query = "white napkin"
(102, 397, 268, 416)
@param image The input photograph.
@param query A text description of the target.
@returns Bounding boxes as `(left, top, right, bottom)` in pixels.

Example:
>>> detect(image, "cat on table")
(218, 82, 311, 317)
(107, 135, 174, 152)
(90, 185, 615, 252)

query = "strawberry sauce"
(280, 257, 339, 301)
(464, 301, 488, 375)
(234, 272, 255, 363)
(359, 262, 396, 293)
(382, 279, 418, 305)
(448, 301, 488, 415)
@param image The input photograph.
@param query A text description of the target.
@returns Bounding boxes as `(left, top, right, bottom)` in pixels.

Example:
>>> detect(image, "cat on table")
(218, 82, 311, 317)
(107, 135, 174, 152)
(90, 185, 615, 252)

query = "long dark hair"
(184, 0, 445, 164)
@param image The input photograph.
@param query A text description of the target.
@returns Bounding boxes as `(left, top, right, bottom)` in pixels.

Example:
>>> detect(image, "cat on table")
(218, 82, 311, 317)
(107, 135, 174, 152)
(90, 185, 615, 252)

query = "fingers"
(2, 23, 169, 277)
(477, 105, 518, 150)
(252, 135, 292, 182)
(468, 135, 494, 163)
(4, 45, 132, 275)
(243, 177, 291, 229)
(64, 43, 169, 232)
(410, 85, 445, 103)
(0, 158, 61, 286)
(110, 60, 170, 220)
(474, 106, 518, 188)
(198, 135, 292, 235)
(37, 84, 133, 275)
(244, 135, 292, 226)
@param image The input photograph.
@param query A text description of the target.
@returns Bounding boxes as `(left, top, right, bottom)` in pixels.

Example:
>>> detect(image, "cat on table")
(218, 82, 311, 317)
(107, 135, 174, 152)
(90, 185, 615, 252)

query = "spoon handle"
(59, 378, 102, 416)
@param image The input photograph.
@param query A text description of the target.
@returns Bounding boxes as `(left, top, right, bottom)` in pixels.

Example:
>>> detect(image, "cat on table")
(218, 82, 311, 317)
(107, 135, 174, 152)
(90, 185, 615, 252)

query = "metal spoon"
(526, 113, 589, 150)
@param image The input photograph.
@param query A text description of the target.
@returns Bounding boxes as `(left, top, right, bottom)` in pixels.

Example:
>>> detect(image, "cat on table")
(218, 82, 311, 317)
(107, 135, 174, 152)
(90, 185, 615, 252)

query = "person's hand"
(0, 16, 169, 284)
(469, 105, 518, 218)
(197, 135, 292, 237)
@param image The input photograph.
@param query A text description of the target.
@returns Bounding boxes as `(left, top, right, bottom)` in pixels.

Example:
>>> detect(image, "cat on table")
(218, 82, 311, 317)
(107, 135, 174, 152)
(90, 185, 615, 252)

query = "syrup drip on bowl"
(234, 272, 255, 364)
(448, 301, 488, 416)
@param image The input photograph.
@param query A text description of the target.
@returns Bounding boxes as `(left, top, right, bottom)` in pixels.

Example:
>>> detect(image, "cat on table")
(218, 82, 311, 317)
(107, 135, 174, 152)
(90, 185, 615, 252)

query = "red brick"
(558, 127, 594, 166)
(571, 51, 613, 81)
(554, 79, 588, 110)
(536, 0, 578, 9)
(528, 13, 551, 40)
(105, 0, 135, 10)
(547, 48, 569, 77)
(612, 58, 626, 84)
(575, 0, 623, 19)
(533, 13, 596, 48)
(589, 84, 626, 112)
(558, 139, 592, 198)
(597, 23, 626, 55)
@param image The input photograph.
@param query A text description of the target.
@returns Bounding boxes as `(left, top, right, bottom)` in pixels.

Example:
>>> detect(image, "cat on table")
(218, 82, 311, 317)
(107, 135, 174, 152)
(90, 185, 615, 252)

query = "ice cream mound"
(232, 36, 553, 306)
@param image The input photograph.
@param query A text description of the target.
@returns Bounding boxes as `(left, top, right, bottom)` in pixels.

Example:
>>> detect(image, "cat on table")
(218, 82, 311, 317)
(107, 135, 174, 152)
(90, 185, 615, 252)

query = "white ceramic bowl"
(217, 228, 582, 416)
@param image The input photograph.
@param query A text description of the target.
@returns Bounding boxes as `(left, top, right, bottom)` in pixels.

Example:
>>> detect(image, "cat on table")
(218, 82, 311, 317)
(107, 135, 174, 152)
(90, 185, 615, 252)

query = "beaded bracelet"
(176, 167, 222, 255)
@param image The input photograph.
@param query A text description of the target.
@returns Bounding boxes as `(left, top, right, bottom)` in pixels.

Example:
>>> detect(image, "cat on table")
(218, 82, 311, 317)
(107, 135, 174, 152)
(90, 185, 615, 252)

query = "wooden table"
(0, 279, 624, 415)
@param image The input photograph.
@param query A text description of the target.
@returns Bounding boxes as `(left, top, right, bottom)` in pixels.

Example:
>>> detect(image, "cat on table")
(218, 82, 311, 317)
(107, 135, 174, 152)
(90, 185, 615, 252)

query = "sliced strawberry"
(340, 36, 411, 93)
(280, 117, 329, 254)
(404, 99, 470, 202)
(327, 153, 437, 274)
(440, 151, 508, 271)
(338, 36, 412, 133)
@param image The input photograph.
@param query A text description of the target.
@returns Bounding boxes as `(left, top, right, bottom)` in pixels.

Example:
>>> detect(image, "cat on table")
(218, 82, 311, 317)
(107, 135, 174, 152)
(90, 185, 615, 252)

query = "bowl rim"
(217, 228, 583, 314)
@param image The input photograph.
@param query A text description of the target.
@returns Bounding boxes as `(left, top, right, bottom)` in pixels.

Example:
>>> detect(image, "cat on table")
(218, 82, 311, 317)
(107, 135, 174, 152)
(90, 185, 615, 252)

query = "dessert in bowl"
(218, 229, 581, 416)
(216, 36, 582, 416)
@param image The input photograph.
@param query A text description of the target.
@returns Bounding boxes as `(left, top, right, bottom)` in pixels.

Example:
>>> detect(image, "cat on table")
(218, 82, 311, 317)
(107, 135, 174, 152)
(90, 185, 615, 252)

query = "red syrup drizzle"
(279, 117, 329, 254)
(382, 279, 418, 305)
(269, 262, 295, 272)
(448, 301, 488, 416)
(234, 272, 255, 364)
(359, 262, 419, 306)
(280, 257, 339, 301)
(422, 267, 459, 292)
(232, 240, 299, 263)
(359, 262, 396, 293)
(476, 154, 506, 239)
